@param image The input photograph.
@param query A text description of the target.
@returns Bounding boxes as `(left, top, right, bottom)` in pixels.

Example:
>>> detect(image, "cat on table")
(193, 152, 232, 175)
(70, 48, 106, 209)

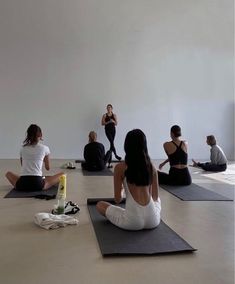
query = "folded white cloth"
(34, 213, 79, 230)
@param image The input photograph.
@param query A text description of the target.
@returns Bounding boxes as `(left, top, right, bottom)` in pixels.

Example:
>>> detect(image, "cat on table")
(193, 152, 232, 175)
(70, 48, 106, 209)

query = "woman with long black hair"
(96, 129, 161, 230)
(5, 124, 64, 191)
(101, 104, 121, 162)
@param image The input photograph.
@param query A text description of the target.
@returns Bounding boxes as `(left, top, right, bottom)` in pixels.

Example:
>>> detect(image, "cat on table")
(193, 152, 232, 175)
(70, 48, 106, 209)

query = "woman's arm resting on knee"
(114, 163, 124, 203)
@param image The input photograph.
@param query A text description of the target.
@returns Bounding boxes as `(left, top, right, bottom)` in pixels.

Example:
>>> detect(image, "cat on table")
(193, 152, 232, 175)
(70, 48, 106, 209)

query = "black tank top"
(168, 141, 188, 166)
(105, 113, 115, 122)
(105, 113, 115, 129)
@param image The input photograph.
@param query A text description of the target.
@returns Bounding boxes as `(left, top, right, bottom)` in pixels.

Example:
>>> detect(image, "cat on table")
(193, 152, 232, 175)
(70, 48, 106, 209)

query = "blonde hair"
(89, 131, 97, 143)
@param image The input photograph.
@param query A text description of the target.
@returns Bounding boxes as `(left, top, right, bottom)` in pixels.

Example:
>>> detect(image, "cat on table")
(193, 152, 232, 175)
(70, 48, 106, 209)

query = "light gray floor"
(0, 159, 234, 284)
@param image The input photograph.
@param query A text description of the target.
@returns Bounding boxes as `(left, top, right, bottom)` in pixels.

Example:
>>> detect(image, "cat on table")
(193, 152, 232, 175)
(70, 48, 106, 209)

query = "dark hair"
(171, 125, 181, 137)
(107, 104, 113, 108)
(23, 124, 42, 146)
(124, 129, 153, 186)
(207, 135, 216, 146)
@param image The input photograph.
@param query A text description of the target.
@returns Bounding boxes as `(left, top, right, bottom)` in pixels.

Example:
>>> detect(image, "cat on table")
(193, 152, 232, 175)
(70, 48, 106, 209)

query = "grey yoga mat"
(4, 185, 58, 198)
(82, 168, 113, 176)
(160, 183, 233, 201)
(87, 198, 196, 256)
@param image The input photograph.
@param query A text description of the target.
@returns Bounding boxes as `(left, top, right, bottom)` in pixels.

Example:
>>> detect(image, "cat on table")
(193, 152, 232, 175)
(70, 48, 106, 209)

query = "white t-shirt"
(20, 143, 50, 176)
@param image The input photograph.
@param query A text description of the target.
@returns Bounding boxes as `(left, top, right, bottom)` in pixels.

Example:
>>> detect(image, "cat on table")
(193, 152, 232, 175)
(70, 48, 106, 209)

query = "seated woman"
(5, 124, 64, 191)
(158, 125, 192, 186)
(192, 135, 227, 172)
(81, 131, 111, 171)
(96, 129, 161, 231)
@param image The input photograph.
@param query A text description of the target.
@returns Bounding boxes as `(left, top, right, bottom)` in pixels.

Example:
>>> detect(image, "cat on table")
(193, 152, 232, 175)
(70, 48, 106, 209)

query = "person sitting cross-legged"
(5, 124, 64, 191)
(192, 135, 227, 172)
(158, 125, 192, 186)
(81, 131, 112, 171)
(96, 129, 161, 231)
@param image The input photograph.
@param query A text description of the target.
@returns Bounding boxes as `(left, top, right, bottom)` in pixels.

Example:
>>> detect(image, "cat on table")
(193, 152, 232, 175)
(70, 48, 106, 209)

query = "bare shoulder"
(114, 162, 126, 171)
(163, 141, 171, 148)
(164, 141, 171, 146)
(181, 140, 188, 151)
(182, 140, 188, 146)
(114, 162, 126, 175)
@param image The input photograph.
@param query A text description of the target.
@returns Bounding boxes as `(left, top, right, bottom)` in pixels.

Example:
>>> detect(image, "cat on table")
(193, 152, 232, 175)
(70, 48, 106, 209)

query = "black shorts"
(81, 161, 105, 171)
(15, 176, 45, 191)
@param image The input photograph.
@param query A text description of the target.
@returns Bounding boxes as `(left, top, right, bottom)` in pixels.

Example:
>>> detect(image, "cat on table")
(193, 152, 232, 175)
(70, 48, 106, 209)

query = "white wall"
(0, 0, 234, 159)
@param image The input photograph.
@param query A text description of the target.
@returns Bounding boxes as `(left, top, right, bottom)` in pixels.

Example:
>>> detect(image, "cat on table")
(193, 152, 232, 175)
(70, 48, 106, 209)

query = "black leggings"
(158, 167, 192, 186)
(81, 150, 112, 171)
(197, 162, 227, 172)
(105, 126, 118, 157)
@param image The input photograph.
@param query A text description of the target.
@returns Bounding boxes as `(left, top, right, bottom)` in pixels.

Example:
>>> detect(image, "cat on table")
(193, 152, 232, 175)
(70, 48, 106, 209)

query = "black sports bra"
(168, 141, 188, 166)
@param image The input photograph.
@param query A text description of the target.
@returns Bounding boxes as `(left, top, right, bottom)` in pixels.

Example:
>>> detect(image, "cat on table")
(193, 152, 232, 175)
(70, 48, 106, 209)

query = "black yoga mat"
(75, 159, 123, 163)
(82, 168, 113, 176)
(160, 183, 233, 201)
(4, 185, 58, 198)
(87, 198, 196, 256)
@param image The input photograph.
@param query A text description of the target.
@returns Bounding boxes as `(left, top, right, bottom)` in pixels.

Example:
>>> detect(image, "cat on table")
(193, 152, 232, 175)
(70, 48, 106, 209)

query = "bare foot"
(192, 159, 198, 167)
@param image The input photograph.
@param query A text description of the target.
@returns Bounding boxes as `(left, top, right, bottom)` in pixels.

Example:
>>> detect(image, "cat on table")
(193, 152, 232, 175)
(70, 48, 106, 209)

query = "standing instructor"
(101, 104, 122, 162)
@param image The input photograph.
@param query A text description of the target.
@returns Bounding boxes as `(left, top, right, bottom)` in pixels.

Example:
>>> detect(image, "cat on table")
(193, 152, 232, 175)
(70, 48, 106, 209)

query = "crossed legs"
(105, 127, 121, 160)
(5, 172, 19, 188)
(96, 201, 111, 216)
(5, 171, 64, 190)
(43, 172, 64, 189)
(192, 159, 227, 172)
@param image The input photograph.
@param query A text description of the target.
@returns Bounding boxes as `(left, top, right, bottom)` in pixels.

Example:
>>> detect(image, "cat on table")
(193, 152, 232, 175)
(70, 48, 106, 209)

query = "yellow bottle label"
(58, 174, 66, 199)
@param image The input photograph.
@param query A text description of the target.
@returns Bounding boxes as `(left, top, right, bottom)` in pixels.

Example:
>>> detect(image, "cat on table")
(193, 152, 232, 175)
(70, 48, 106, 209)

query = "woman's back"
(164, 140, 188, 168)
(127, 182, 151, 206)
(21, 143, 50, 176)
(165, 140, 187, 154)
(107, 164, 161, 230)
(118, 162, 158, 206)
(106, 168, 161, 230)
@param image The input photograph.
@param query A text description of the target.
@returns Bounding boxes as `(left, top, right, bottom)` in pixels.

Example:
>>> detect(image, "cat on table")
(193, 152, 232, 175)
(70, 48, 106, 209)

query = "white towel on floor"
(34, 213, 79, 230)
